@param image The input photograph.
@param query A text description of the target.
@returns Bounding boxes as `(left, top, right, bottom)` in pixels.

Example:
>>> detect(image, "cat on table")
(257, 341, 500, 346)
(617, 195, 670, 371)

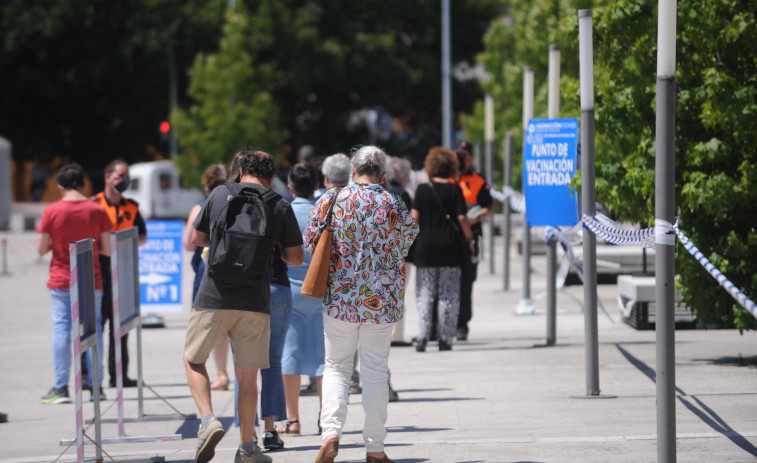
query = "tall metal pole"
(503, 133, 513, 290)
(485, 94, 496, 274)
(546, 45, 560, 344)
(655, 1, 677, 460)
(579, 10, 600, 395)
(516, 68, 535, 315)
(548, 45, 561, 118)
(441, 0, 452, 148)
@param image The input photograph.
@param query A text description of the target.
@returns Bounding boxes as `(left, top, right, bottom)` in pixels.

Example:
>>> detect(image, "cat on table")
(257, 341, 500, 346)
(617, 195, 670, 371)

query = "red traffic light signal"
(159, 120, 171, 134)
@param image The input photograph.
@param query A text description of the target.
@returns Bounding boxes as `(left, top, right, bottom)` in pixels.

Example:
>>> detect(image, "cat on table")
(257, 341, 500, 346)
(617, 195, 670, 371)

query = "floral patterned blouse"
(303, 183, 419, 324)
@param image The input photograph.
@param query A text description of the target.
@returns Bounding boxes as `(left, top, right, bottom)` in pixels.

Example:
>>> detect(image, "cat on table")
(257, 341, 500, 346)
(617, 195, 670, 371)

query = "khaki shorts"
(184, 307, 270, 369)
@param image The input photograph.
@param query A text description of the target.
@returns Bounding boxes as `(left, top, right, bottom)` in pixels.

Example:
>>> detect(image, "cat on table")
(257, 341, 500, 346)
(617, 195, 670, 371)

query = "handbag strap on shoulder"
(323, 186, 344, 230)
(427, 181, 463, 235)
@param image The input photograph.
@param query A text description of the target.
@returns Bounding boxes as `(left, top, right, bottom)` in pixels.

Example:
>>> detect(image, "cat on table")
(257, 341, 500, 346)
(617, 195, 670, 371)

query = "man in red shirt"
(38, 163, 112, 404)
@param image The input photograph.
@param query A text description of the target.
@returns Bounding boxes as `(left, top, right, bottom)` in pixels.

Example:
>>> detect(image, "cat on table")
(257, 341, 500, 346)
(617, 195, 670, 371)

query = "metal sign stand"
(67, 230, 182, 462)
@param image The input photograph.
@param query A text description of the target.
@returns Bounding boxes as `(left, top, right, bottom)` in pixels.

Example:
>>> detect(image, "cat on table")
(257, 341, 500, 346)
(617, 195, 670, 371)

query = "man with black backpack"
(185, 150, 304, 463)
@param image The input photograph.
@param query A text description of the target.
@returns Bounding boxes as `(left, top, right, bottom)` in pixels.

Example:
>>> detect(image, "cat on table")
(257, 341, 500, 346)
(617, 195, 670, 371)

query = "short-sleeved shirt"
(411, 181, 468, 268)
(38, 199, 113, 290)
(303, 183, 419, 324)
(288, 197, 317, 283)
(270, 245, 290, 287)
(193, 182, 302, 314)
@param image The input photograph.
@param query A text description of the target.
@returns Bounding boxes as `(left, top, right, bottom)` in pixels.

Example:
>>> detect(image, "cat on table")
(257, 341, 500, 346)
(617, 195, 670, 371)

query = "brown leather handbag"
(301, 187, 343, 299)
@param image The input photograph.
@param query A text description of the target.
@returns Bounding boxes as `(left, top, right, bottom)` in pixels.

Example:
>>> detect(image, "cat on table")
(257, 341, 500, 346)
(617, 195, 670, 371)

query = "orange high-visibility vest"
(458, 173, 487, 206)
(91, 192, 140, 231)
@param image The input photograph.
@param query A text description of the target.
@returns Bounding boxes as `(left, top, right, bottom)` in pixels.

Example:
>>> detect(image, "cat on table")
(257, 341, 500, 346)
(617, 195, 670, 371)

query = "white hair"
(321, 153, 351, 186)
(350, 145, 386, 178)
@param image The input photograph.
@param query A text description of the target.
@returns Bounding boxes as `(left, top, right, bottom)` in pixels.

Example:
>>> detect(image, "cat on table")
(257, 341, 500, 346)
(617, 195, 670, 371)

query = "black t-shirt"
(193, 183, 302, 313)
(270, 245, 290, 287)
(411, 181, 467, 268)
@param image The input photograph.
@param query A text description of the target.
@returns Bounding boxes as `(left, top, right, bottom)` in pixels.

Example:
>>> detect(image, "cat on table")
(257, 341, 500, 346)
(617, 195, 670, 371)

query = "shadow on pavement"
(393, 397, 483, 404)
(395, 387, 453, 393)
(616, 343, 757, 458)
(696, 355, 757, 368)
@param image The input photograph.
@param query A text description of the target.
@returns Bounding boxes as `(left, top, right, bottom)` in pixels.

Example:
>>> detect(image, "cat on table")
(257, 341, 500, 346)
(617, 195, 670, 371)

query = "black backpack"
(207, 183, 275, 286)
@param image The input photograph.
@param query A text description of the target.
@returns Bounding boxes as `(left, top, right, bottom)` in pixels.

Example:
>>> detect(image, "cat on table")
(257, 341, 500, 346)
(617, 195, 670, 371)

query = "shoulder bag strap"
(427, 181, 463, 235)
(323, 187, 344, 231)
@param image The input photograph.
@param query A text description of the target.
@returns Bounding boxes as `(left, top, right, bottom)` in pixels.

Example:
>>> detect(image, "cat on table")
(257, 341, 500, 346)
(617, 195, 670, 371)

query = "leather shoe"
(315, 437, 339, 463)
(366, 454, 394, 463)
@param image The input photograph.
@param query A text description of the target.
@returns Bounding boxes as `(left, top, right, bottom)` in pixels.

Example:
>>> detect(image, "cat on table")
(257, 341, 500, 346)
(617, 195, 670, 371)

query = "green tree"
(241, 0, 505, 162)
(171, 7, 286, 187)
(461, 0, 590, 188)
(590, 0, 757, 331)
(465, 0, 757, 331)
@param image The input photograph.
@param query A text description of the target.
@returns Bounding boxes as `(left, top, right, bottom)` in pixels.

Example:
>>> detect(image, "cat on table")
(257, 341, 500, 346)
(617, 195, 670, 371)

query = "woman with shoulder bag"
(303, 146, 419, 463)
(410, 147, 472, 352)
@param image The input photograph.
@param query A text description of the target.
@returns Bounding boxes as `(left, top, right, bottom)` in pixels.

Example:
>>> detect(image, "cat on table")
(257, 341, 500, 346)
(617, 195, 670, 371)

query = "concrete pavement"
(1, 225, 756, 463)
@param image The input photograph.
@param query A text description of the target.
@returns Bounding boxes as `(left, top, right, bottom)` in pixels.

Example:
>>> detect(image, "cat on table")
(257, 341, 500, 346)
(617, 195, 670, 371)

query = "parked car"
(126, 160, 204, 219)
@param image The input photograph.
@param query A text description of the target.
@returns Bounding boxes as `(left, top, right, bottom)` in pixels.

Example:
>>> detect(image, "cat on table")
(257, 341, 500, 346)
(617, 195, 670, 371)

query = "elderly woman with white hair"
(303, 146, 419, 463)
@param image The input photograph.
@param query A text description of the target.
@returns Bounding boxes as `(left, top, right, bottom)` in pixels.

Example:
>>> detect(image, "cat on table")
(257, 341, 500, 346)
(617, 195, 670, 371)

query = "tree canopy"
(170, 7, 285, 187)
(463, 0, 757, 331)
(0, 0, 226, 179)
(1, 0, 505, 184)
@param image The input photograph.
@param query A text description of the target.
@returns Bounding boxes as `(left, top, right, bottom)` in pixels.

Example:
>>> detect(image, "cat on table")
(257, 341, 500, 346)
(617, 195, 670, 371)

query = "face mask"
(112, 176, 130, 193)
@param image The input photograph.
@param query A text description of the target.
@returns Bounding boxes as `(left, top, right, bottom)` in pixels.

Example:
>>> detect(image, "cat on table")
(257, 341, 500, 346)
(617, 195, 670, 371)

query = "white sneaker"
(195, 418, 225, 463)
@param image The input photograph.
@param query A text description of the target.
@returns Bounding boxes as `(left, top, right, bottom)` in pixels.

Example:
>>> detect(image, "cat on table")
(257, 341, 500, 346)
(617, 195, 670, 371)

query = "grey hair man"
(321, 153, 351, 189)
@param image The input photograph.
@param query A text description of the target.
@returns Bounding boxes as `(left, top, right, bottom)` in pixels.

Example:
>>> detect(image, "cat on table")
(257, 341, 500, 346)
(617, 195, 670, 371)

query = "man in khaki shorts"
(186, 150, 303, 463)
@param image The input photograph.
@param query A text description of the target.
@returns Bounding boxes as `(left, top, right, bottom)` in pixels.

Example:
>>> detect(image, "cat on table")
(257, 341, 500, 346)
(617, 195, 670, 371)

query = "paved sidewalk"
(1, 227, 756, 463)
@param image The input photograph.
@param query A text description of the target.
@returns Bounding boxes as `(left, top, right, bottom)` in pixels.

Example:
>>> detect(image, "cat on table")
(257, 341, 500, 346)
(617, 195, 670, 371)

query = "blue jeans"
(234, 283, 292, 426)
(50, 288, 104, 389)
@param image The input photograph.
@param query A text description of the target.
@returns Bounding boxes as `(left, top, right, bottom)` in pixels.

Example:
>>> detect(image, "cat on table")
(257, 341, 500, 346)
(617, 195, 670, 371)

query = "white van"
(126, 160, 204, 219)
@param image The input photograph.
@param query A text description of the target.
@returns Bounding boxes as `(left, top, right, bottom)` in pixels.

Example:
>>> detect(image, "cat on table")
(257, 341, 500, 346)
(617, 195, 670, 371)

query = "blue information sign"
(523, 118, 579, 227)
(139, 220, 184, 313)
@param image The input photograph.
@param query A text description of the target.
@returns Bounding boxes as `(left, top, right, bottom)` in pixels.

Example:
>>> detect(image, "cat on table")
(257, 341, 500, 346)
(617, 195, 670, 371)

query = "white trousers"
(320, 315, 394, 452)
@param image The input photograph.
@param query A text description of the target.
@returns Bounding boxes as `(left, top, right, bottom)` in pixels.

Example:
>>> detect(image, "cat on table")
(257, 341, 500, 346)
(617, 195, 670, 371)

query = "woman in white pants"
(303, 146, 419, 463)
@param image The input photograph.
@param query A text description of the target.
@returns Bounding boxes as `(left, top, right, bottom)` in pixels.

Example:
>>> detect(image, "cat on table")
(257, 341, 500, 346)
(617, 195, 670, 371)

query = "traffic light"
(159, 120, 170, 142)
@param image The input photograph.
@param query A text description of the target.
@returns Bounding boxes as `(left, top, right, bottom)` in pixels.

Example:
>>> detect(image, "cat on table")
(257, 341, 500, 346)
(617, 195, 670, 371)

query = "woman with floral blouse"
(303, 146, 419, 463)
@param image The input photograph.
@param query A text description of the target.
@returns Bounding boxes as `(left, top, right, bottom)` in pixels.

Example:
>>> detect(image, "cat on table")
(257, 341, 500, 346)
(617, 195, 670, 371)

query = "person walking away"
(226, 153, 294, 451)
(410, 147, 472, 352)
(304, 146, 418, 463)
(91, 159, 147, 388)
(38, 163, 112, 404)
(186, 149, 303, 463)
(319, 154, 365, 395)
(182, 163, 230, 391)
(454, 141, 493, 341)
(279, 164, 325, 437)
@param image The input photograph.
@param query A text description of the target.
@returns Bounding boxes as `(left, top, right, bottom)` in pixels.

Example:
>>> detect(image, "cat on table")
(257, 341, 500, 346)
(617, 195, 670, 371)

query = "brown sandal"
(278, 419, 301, 436)
(315, 437, 339, 463)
